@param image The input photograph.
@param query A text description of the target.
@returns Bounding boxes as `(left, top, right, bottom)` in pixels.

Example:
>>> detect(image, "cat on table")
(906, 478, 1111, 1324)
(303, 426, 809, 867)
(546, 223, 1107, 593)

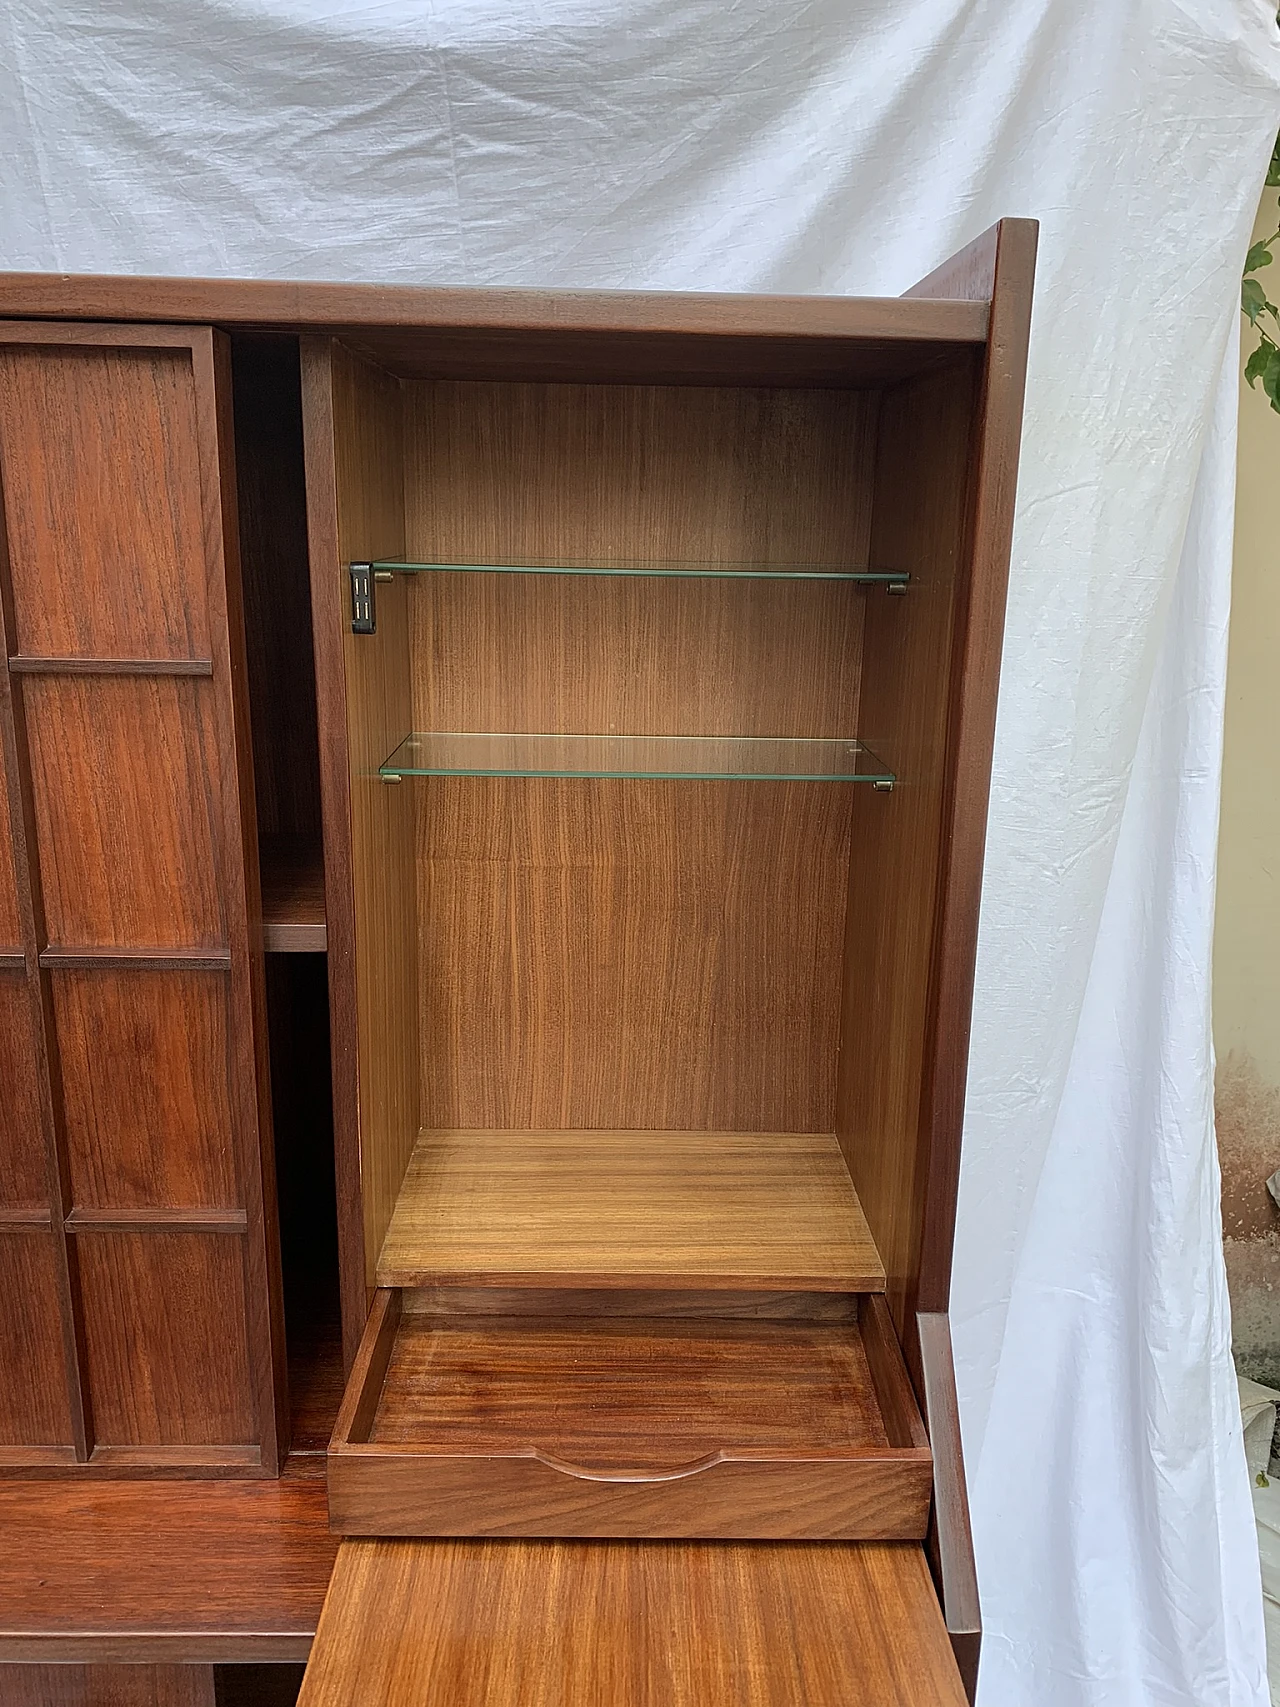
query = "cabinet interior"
(231, 320, 981, 1519)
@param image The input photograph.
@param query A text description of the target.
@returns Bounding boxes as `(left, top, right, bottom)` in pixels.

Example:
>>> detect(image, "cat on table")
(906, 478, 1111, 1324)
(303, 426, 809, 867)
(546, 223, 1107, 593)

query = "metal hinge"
(349, 563, 375, 634)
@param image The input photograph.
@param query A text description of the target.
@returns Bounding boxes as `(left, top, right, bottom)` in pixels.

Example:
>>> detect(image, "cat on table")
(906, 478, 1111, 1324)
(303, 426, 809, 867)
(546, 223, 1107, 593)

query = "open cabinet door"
(297, 1537, 967, 1707)
(0, 322, 286, 1474)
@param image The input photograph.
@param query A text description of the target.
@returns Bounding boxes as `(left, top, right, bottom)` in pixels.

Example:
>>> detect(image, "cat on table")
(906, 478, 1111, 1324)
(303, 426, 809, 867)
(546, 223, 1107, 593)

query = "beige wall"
(1216, 186, 1280, 1386)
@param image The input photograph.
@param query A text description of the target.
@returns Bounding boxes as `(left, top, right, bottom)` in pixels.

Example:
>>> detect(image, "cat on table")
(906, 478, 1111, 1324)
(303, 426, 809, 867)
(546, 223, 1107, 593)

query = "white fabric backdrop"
(3, 2, 1279, 1698)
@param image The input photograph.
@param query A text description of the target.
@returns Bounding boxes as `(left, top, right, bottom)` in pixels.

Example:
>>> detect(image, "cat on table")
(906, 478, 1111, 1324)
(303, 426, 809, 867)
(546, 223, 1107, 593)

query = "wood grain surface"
(0, 269, 986, 341)
(0, 1663, 217, 1706)
(327, 1449, 932, 1543)
(326, 1295, 931, 1540)
(919, 1311, 982, 1700)
(231, 336, 323, 847)
(0, 1227, 75, 1445)
(0, 972, 46, 1213)
(377, 1130, 885, 1290)
(0, 735, 21, 949)
(0, 1465, 336, 1661)
(909, 222, 1037, 1333)
(302, 337, 417, 1345)
(0, 324, 288, 1471)
(0, 344, 210, 661)
(297, 1537, 967, 1706)
(835, 357, 978, 1341)
(416, 777, 852, 1132)
(405, 378, 866, 1132)
(404, 379, 877, 571)
(371, 1314, 889, 1460)
(259, 835, 327, 953)
(77, 1232, 254, 1447)
(23, 675, 226, 952)
(52, 969, 237, 1211)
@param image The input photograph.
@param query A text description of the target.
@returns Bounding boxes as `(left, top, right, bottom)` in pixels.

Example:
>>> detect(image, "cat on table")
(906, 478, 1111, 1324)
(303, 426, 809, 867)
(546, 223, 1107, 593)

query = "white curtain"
(3, 2, 1278, 1699)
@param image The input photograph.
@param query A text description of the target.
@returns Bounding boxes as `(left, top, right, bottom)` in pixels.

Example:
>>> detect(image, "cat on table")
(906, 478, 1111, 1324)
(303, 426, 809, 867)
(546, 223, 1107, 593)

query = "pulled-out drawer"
(327, 1288, 932, 1539)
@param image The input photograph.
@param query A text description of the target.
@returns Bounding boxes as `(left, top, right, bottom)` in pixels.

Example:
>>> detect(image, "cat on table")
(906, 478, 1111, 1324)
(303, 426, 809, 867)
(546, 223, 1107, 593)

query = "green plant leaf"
(1247, 240, 1275, 273)
(1244, 277, 1269, 322)
(1268, 132, 1280, 187)
(1246, 339, 1273, 387)
(1260, 344, 1280, 407)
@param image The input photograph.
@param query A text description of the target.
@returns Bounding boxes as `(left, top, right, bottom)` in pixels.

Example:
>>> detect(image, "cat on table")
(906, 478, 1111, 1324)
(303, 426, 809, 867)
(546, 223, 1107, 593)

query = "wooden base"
(0, 1664, 216, 1706)
(296, 1536, 967, 1707)
(328, 1290, 929, 1539)
(376, 1129, 885, 1290)
(0, 1463, 336, 1663)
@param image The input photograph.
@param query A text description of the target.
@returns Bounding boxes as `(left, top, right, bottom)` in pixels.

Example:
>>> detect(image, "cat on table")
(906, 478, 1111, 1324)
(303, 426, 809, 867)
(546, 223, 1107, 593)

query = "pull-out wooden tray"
(296, 1536, 968, 1707)
(328, 1289, 931, 1539)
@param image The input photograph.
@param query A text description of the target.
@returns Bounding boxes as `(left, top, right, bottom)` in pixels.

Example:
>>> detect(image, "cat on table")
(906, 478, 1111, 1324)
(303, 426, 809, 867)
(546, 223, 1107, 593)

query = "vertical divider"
(0, 462, 92, 1461)
(193, 327, 288, 1473)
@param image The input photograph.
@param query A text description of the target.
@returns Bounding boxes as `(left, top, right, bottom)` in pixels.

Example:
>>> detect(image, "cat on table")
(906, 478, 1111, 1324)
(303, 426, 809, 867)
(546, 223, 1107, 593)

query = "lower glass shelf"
(378, 731, 895, 783)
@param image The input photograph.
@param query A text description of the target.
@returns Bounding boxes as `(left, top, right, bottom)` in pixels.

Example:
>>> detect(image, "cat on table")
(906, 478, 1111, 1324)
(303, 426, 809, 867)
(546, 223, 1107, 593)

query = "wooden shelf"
(376, 1130, 885, 1291)
(260, 834, 326, 953)
(327, 1289, 930, 1540)
(296, 1535, 968, 1707)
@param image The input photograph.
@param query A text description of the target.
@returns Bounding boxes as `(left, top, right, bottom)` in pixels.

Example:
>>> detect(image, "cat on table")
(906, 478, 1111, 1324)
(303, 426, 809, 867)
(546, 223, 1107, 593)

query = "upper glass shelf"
(369, 558, 908, 585)
(379, 732, 894, 784)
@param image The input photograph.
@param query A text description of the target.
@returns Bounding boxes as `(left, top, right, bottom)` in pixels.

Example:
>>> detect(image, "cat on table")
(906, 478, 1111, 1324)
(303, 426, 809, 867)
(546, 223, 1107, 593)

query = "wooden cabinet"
(0, 219, 1034, 1707)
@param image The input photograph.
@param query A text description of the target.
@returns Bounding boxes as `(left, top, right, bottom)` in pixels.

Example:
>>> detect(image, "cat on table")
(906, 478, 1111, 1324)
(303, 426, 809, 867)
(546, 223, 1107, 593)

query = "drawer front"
(328, 1288, 932, 1541)
(0, 324, 283, 1473)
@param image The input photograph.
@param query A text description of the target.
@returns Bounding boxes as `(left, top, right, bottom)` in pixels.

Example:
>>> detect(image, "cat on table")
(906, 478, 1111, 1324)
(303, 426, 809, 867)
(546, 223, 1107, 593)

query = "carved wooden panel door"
(0, 323, 284, 1473)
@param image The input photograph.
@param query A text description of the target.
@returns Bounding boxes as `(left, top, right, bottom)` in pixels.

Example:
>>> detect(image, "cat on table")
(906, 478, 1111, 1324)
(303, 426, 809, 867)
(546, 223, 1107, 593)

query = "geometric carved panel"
(0, 345, 211, 662)
(54, 968, 237, 1211)
(78, 1231, 255, 1446)
(24, 675, 226, 952)
(0, 971, 48, 1214)
(0, 1228, 73, 1445)
(0, 736, 19, 951)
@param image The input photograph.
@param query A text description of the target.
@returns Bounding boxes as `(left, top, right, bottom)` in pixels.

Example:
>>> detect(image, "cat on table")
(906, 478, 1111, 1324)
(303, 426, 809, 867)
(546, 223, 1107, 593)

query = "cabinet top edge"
(0, 273, 990, 345)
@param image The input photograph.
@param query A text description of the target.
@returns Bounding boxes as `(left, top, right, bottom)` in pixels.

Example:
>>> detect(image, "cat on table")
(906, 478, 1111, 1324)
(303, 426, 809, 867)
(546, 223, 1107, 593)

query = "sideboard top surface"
(0, 273, 992, 387)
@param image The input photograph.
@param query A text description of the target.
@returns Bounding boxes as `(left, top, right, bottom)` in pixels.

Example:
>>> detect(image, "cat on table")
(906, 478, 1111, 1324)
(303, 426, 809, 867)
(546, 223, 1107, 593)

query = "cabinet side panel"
(836, 356, 979, 1337)
(302, 339, 416, 1320)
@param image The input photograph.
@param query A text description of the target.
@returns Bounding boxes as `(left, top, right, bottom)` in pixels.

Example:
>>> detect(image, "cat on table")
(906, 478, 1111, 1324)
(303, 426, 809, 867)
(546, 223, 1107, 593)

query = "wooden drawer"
(328, 1288, 932, 1540)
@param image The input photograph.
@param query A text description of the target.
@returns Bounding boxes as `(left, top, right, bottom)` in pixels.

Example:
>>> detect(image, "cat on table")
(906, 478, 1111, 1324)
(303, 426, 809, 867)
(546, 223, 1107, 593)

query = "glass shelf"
(370, 558, 908, 586)
(379, 732, 894, 783)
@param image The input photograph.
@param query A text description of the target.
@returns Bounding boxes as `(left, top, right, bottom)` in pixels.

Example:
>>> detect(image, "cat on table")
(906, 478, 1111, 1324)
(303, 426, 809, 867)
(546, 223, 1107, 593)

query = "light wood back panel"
(302, 340, 419, 1306)
(836, 356, 980, 1336)
(417, 776, 850, 1131)
(404, 380, 873, 1132)
(404, 380, 877, 567)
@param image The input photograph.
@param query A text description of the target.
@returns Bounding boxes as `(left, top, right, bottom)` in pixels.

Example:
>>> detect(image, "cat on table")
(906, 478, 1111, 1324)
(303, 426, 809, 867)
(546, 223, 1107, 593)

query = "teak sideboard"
(0, 219, 1035, 1707)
